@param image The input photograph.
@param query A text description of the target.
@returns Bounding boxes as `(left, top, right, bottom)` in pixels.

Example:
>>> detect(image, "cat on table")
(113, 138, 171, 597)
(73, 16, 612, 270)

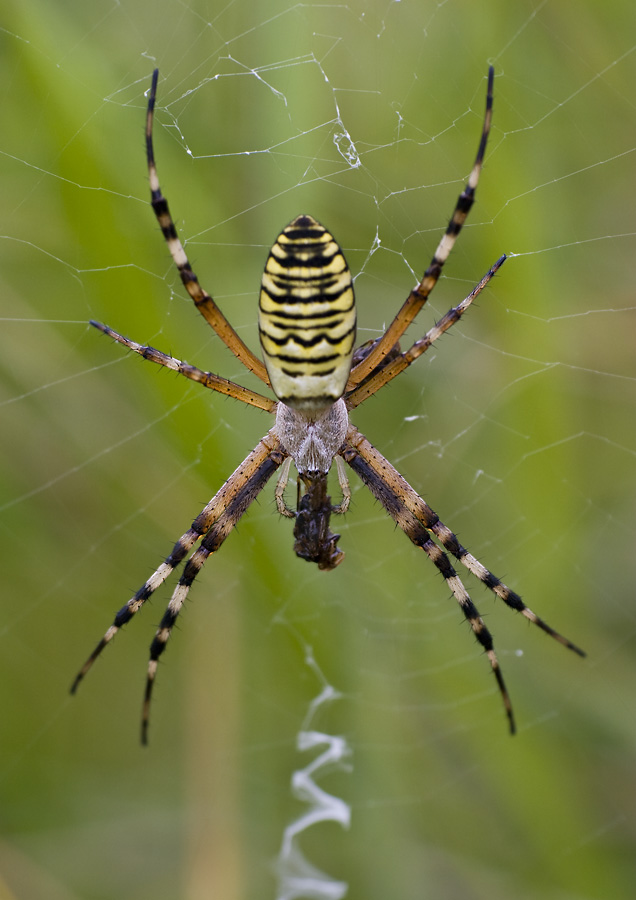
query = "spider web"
(1, 1, 635, 898)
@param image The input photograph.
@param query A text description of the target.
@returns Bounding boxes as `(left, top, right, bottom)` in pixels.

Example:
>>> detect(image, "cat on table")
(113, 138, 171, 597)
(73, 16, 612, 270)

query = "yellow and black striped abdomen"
(259, 215, 356, 411)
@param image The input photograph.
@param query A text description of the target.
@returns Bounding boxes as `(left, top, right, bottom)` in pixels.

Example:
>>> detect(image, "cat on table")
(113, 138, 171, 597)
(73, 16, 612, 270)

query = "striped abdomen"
(259, 215, 356, 411)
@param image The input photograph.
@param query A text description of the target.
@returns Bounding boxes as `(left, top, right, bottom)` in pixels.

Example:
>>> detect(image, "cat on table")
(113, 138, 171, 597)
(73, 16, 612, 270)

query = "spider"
(72, 67, 584, 743)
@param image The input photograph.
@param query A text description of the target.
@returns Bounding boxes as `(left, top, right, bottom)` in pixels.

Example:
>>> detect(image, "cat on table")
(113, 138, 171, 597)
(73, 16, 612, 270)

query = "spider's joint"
(422, 262, 442, 282)
(269, 449, 287, 467)
(340, 446, 357, 464)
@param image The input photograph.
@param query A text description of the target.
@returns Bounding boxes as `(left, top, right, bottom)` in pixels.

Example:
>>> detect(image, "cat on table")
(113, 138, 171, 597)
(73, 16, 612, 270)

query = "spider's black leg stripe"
(140, 444, 284, 744)
(341, 436, 516, 734)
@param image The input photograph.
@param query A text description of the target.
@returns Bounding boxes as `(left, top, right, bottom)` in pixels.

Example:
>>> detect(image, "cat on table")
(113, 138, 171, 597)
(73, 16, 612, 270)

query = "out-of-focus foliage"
(1, 1, 634, 898)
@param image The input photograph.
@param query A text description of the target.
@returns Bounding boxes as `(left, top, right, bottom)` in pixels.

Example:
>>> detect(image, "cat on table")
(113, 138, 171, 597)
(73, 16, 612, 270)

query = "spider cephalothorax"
(72, 67, 584, 743)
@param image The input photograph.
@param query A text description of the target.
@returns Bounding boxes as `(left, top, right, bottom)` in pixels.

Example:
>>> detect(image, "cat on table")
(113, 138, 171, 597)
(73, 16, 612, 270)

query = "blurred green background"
(1, 0, 634, 898)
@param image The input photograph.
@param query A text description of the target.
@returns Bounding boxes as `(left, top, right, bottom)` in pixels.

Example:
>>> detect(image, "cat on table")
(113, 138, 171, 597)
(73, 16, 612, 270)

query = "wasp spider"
(72, 68, 584, 743)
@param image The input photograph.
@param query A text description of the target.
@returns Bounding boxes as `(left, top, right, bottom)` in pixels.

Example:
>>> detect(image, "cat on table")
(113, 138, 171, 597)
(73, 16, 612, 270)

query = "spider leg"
(71, 431, 286, 739)
(274, 457, 295, 517)
(145, 69, 269, 385)
(346, 66, 495, 392)
(90, 320, 277, 412)
(342, 425, 585, 733)
(331, 456, 352, 514)
(425, 518, 586, 656)
(346, 255, 506, 409)
(141, 438, 285, 742)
